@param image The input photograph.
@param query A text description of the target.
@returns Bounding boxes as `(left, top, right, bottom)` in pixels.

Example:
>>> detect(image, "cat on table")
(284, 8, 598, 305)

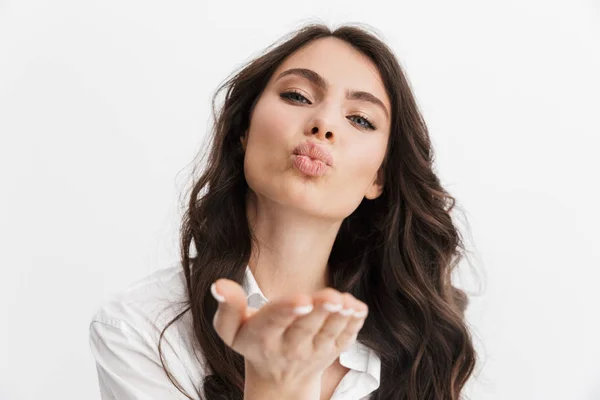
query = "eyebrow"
(275, 68, 390, 121)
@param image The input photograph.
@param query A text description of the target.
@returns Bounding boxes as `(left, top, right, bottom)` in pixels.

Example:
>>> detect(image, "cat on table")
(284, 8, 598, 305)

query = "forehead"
(270, 37, 391, 109)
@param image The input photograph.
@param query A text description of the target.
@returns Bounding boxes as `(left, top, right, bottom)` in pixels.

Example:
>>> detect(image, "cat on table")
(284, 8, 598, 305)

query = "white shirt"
(89, 264, 381, 399)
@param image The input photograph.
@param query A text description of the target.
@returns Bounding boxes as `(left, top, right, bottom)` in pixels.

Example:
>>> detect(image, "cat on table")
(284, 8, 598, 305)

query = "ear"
(240, 130, 248, 151)
(364, 167, 385, 200)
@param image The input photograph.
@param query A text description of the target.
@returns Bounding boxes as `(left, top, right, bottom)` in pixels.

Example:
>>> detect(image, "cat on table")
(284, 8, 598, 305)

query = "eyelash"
(279, 90, 377, 131)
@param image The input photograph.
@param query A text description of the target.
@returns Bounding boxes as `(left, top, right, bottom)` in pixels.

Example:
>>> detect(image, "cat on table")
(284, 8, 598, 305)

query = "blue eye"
(280, 90, 311, 104)
(348, 115, 376, 130)
(279, 90, 377, 131)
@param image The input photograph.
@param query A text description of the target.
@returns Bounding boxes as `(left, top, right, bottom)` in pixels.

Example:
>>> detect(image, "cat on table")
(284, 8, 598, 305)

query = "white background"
(1, 0, 599, 399)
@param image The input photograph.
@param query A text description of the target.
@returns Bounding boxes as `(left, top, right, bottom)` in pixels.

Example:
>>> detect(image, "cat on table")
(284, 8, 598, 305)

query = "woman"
(89, 22, 477, 400)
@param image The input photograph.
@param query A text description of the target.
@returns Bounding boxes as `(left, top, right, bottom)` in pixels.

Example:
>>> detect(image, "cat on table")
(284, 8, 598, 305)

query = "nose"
(306, 101, 340, 142)
(309, 126, 333, 140)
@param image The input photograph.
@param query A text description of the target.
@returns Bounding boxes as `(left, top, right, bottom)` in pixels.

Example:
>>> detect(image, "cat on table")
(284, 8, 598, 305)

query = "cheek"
(243, 98, 296, 188)
(246, 103, 285, 161)
(249, 96, 298, 145)
(344, 142, 385, 181)
(328, 142, 385, 213)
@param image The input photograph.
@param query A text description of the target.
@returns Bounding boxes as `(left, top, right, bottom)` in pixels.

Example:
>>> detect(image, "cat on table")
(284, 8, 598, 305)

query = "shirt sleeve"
(89, 319, 196, 400)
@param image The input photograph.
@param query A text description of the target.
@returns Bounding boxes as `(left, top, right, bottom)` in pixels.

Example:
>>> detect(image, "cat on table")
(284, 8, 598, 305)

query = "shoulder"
(91, 265, 192, 339)
(89, 265, 209, 370)
(89, 264, 208, 396)
(90, 265, 189, 333)
(89, 264, 203, 350)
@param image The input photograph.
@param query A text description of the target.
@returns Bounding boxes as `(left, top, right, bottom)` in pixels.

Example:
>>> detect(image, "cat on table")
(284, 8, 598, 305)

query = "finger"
(211, 278, 250, 347)
(231, 293, 313, 357)
(335, 297, 368, 352)
(283, 288, 343, 350)
(245, 306, 259, 320)
(245, 292, 313, 337)
(313, 292, 355, 351)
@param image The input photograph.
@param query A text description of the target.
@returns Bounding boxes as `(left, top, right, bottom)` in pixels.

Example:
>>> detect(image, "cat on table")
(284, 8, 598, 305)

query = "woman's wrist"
(244, 361, 321, 400)
(244, 377, 321, 400)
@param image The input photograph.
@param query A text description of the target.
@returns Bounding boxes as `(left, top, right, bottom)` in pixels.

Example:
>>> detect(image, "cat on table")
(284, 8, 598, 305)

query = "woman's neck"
(245, 192, 341, 300)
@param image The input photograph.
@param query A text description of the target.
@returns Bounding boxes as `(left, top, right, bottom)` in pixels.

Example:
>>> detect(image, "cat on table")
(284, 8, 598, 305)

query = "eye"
(280, 90, 311, 104)
(347, 114, 377, 131)
(280, 90, 377, 131)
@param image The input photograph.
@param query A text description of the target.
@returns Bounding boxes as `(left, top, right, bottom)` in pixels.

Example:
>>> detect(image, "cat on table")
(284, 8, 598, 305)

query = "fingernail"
(352, 309, 368, 318)
(322, 302, 343, 313)
(293, 304, 314, 315)
(210, 282, 226, 303)
(339, 308, 355, 316)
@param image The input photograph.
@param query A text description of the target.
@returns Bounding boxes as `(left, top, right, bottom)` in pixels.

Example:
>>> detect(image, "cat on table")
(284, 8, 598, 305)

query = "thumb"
(211, 278, 249, 347)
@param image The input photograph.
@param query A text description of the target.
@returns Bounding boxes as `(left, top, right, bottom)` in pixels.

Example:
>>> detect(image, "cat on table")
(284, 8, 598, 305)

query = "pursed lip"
(292, 141, 334, 167)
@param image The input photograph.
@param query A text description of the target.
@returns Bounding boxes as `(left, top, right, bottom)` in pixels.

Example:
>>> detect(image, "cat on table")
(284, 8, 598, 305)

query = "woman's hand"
(210, 278, 368, 390)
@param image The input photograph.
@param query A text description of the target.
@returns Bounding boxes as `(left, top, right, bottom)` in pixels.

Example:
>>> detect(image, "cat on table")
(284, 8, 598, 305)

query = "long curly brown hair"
(158, 22, 478, 400)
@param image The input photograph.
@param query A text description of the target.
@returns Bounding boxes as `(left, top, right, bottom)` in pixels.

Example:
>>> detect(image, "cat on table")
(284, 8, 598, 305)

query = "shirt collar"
(241, 265, 381, 393)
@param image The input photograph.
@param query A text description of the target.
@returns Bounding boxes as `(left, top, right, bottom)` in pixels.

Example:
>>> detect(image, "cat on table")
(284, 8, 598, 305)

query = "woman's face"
(241, 37, 391, 221)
